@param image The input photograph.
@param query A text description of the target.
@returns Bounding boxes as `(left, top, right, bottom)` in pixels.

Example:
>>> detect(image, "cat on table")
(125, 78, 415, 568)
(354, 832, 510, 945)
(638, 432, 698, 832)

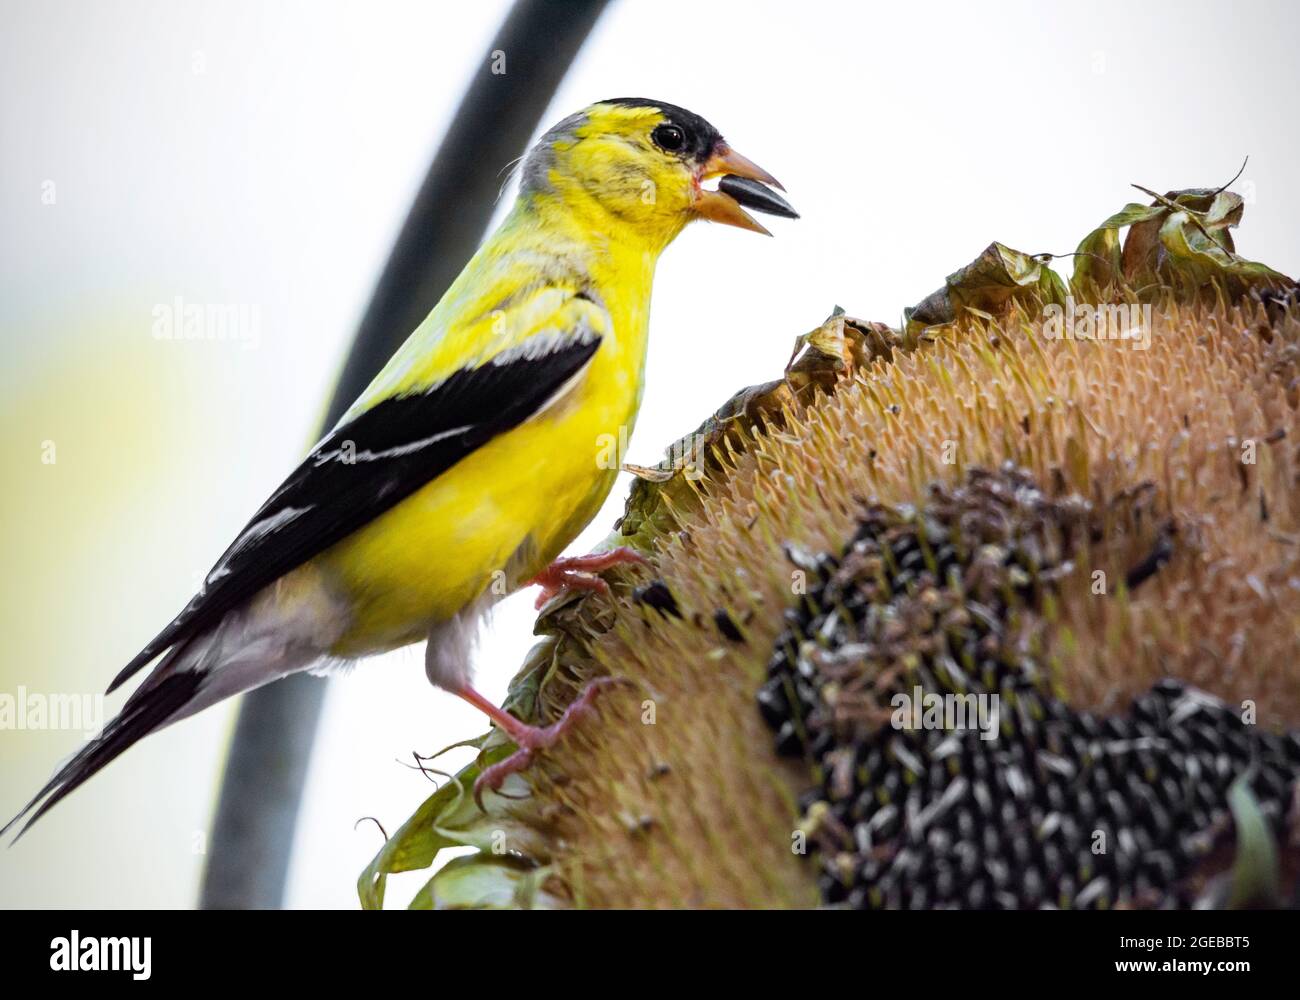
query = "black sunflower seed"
(757, 465, 1299, 909)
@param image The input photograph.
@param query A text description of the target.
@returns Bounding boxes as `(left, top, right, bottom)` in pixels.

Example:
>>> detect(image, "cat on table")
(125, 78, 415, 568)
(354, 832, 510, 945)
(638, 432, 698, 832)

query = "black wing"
(106, 334, 600, 693)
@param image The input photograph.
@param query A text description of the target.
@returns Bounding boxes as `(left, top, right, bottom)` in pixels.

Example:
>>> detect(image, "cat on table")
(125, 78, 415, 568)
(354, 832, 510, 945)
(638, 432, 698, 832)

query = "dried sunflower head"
(362, 185, 1300, 910)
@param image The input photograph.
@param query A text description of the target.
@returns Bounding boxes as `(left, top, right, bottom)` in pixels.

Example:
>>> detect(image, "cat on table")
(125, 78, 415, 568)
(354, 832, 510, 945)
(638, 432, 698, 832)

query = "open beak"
(693, 143, 798, 236)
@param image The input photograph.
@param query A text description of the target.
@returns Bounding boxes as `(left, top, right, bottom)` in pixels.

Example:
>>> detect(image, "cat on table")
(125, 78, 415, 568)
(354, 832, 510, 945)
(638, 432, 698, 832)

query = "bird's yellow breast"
(317, 231, 656, 658)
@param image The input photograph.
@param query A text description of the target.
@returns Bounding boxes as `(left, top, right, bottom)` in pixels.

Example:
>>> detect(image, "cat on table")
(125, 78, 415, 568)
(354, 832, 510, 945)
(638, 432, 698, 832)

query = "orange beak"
(693, 143, 796, 236)
(704, 143, 785, 191)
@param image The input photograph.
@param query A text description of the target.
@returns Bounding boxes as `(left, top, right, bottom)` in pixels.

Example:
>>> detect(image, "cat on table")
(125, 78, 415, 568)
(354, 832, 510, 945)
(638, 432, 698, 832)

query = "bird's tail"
(5, 590, 336, 842)
(1, 665, 204, 843)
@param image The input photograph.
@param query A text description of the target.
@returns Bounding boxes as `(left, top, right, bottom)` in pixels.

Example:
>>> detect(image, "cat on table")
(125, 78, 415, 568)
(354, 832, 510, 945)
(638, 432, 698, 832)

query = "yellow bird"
(4, 98, 796, 836)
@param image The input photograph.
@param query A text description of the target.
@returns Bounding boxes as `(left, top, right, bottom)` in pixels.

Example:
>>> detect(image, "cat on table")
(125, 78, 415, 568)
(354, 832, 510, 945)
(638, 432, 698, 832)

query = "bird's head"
(519, 98, 796, 251)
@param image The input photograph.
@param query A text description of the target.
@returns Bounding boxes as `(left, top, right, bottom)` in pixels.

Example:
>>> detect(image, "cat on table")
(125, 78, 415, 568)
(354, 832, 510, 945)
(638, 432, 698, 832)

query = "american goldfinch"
(5, 98, 796, 836)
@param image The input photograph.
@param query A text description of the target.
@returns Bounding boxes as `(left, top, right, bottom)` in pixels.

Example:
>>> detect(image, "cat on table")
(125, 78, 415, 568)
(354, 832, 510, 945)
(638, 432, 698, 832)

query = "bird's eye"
(652, 124, 687, 153)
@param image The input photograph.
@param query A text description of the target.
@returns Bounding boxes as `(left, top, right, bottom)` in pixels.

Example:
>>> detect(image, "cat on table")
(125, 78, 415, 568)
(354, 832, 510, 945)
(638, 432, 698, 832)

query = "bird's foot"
(528, 546, 649, 609)
(471, 676, 622, 809)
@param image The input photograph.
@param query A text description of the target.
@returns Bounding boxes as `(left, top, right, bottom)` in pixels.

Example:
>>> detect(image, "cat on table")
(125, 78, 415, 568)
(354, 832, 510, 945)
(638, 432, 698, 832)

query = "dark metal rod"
(198, 0, 611, 910)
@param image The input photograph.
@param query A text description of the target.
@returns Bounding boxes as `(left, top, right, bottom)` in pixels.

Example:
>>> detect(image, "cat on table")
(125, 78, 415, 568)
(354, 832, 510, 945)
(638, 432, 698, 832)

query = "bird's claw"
(529, 546, 649, 609)
(473, 676, 624, 809)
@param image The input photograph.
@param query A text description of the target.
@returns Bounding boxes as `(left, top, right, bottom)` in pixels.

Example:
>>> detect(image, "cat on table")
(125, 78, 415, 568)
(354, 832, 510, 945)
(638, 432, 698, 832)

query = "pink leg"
(528, 546, 649, 609)
(457, 678, 623, 809)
